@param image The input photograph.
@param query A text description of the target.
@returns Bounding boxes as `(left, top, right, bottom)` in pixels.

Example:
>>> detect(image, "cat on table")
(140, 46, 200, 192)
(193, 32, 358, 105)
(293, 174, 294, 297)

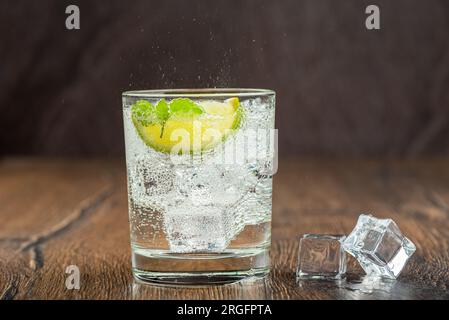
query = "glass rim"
(122, 88, 275, 98)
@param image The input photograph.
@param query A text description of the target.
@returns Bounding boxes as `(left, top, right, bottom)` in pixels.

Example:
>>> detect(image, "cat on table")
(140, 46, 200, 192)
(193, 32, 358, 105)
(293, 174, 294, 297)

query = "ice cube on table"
(296, 234, 347, 280)
(342, 214, 416, 279)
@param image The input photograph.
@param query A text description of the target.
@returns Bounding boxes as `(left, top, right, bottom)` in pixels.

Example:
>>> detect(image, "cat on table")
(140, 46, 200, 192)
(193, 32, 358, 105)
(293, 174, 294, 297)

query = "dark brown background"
(1, 0, 449, 157)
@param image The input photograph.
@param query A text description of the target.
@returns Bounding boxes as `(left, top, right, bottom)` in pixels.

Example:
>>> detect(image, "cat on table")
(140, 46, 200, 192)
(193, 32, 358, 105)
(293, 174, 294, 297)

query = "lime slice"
(131, 97, 242, 154)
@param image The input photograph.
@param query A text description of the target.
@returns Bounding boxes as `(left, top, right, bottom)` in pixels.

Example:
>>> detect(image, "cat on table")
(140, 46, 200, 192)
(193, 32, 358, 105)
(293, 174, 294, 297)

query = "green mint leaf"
(131, 100, 155, 126)
(169, 98, 204, 115)
(191, 105, 204, 114)
(155, 99, 169, 138)
(155, 99, 170, 123)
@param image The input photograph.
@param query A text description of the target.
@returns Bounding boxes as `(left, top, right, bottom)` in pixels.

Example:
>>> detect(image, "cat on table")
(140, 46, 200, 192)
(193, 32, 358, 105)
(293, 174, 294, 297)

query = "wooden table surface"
(0, 157, 448, 300)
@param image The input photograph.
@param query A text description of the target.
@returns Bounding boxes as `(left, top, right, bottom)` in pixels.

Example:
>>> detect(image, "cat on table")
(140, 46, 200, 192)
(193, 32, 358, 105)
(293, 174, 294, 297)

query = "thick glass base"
(132, 247, 270, 286)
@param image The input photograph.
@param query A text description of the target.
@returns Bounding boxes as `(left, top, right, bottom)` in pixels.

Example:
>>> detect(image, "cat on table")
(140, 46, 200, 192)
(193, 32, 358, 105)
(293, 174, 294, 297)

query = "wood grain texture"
(0, 157, 448, 300)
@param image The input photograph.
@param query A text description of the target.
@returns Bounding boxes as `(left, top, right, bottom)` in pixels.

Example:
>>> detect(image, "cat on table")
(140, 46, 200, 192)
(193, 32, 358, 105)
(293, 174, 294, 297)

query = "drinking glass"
(122, 89, 276, 284)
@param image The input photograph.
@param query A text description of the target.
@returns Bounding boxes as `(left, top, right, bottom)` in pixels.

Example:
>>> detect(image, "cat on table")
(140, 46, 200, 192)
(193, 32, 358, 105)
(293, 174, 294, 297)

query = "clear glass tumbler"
(122, 89, 276, 284)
